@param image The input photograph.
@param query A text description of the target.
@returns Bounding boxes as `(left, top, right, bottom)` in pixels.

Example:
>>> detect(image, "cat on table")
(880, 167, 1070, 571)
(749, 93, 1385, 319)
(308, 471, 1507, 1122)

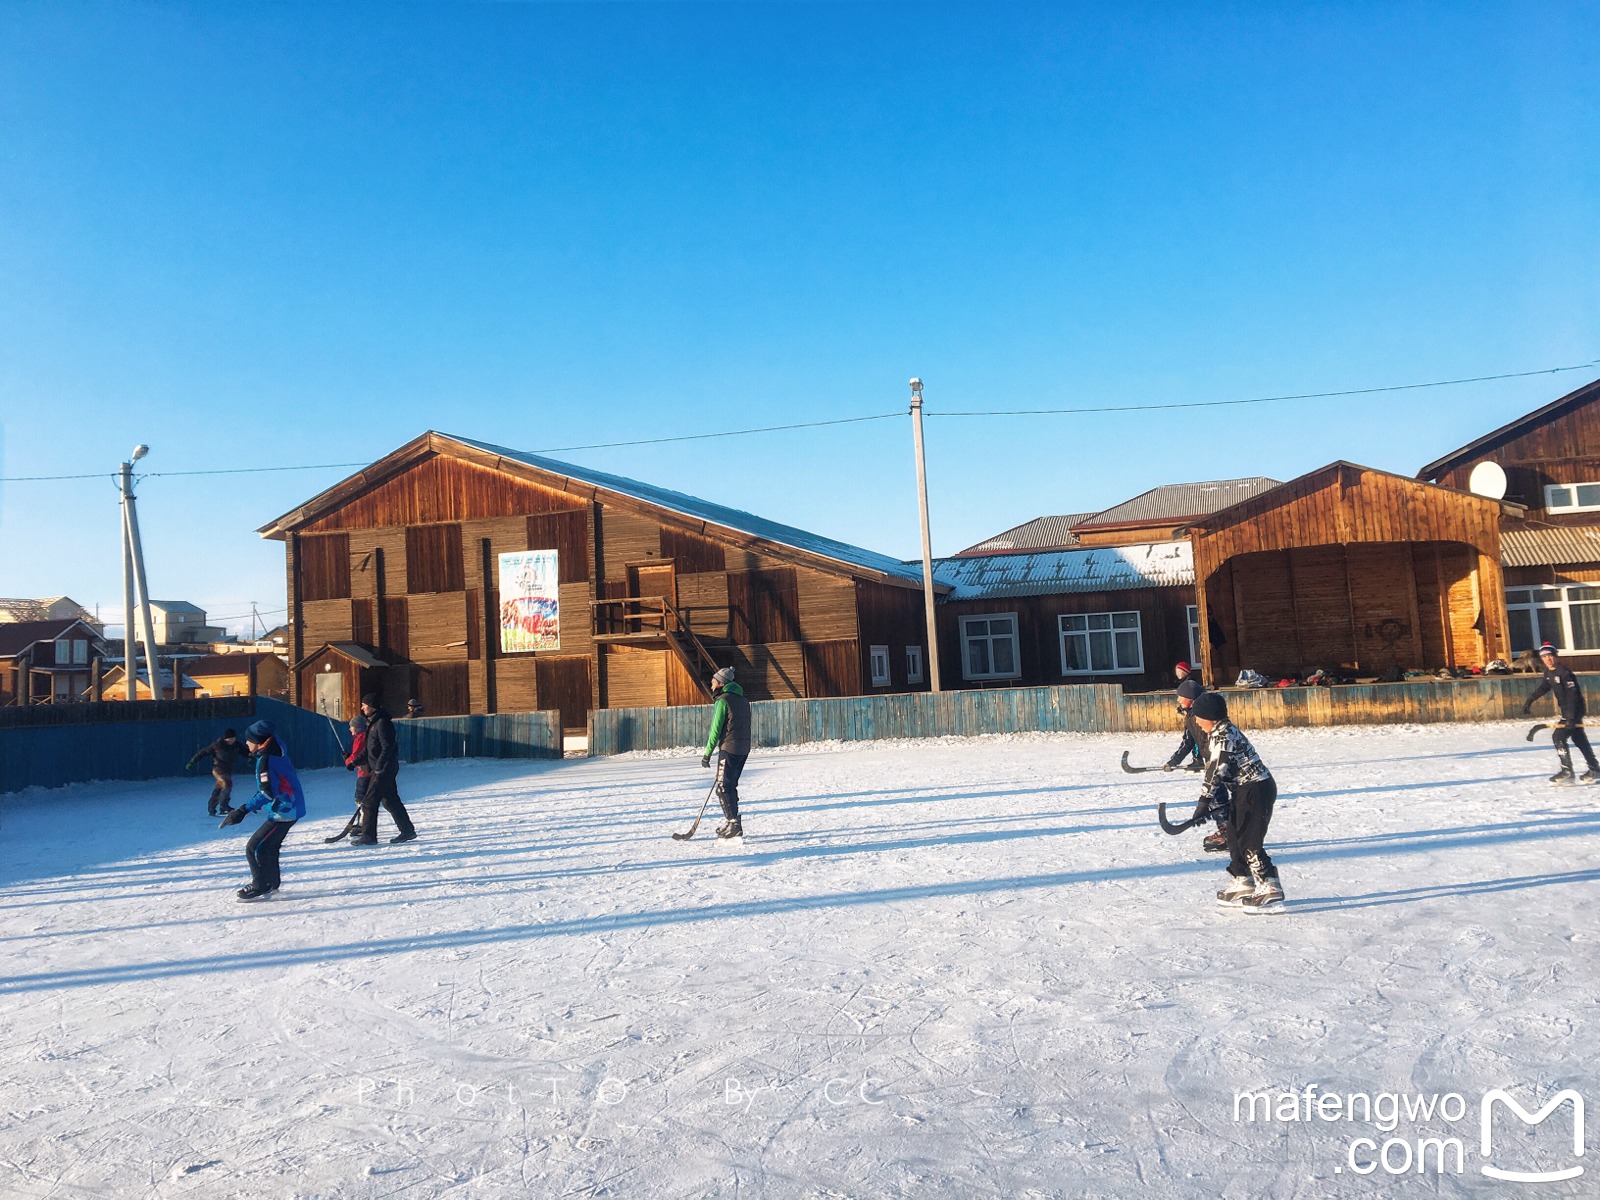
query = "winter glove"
(219, 806, 248, 827)
(346, 761, 356, 771)
(1190, 798, 1212, 826)
(184, 759, 198, 774)
(1162, 761, 1176, 772)
(700, 755, 711, 768)
(1522, 702, 1532, 715)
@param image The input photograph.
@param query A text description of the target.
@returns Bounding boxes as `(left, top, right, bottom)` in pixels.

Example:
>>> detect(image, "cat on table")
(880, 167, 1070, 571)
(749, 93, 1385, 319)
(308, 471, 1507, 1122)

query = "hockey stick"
(1525, 722, 1593, 741)
(1122, 752, 1204, 774)
(671, 760, 723, 841)
(1157, 802, 1204, 835)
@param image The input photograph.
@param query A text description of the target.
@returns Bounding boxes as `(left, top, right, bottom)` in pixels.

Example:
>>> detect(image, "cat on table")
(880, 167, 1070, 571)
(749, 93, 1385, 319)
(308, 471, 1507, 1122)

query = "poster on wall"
(498, 550, 560, 653)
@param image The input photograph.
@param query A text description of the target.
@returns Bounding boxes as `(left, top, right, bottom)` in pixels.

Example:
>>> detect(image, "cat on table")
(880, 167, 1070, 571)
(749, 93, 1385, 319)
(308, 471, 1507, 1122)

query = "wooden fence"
(0, 698, 563, 794)
(588, 674, 1595, 756)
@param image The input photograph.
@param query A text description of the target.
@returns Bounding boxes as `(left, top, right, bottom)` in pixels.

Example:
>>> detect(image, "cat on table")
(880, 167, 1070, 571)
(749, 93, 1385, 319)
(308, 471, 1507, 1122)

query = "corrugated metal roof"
(934, 541, 1193, 600)
(955, 513, 1096, 556)
(1074, 477, 1281, 529)
(447, 435, 933, 588)
(1502, 526, 1600, 568)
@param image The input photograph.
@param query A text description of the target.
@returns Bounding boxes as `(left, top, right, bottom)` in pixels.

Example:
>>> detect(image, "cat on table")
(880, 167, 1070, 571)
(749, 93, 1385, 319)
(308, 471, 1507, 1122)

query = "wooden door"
(627, 563, 677, 632)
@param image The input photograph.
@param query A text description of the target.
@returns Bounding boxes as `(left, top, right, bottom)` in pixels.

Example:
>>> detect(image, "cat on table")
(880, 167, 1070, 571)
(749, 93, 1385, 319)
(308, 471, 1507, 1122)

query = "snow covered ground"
(2, 723, 1597, 1199)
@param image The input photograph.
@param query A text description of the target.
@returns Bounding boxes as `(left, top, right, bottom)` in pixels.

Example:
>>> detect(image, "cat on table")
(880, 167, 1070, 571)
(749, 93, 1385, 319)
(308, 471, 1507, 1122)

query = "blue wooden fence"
(0, 698, 563, 794)
(587, 674, 1593, 756)
(587, 684, 1127, 755)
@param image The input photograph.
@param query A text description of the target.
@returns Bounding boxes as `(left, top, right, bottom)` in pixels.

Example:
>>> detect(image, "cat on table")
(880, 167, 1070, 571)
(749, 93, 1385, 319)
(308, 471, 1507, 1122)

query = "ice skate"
(1202, 829, 1228, 853)
(1241, 876, 1285, 909)
(1216, 874, 1254, 906)
(1550, 767, 1576, 785)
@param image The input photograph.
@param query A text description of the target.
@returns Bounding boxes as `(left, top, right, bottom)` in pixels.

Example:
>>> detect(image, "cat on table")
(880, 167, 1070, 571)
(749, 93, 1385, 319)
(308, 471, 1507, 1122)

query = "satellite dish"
(1468, 461, 1508, 500)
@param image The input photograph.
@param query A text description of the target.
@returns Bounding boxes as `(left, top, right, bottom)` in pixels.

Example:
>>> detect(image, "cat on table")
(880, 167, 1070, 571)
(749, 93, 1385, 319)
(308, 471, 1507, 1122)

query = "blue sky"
(2, 1, 1597, 635)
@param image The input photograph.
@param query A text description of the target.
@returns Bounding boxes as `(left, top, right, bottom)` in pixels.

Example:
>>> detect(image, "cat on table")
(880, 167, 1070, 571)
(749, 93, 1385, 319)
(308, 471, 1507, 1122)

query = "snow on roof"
(934, 541, 1193, 600)
(448, 434, 932, 587)
(1073, 478, 1281, 529)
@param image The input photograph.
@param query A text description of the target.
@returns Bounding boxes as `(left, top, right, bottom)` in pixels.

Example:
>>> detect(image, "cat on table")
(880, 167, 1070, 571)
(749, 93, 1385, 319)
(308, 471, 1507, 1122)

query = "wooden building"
(1186, 462, 1514, 682)
(182, 652, 291, 700)
(933, 543, 1197, 692)
(1419, 375, 1600, 667)
(260, 432, 943, 730)
(101, 665, 202, 701)
(0, 619, 105, 705)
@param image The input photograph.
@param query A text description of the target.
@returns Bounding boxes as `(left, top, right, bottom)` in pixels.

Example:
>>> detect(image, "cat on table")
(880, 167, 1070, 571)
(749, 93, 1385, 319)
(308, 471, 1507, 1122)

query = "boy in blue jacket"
(220, 719, 307, 900)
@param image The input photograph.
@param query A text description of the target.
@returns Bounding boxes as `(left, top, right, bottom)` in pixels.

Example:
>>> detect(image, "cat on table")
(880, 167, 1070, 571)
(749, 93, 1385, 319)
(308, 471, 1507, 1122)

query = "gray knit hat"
(711, 666, 736, 688)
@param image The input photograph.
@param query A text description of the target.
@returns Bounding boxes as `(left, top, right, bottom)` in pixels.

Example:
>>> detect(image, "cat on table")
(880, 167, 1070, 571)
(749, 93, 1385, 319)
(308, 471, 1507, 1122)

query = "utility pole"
(909, 378, 943, 692)
(121, 445, 162, 700)
(120, 461, 136, 706)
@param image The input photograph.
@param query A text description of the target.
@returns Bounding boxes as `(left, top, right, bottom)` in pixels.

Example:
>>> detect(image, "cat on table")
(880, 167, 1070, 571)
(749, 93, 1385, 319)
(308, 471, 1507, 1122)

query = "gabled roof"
(1417, 376, 1600, 481)
(1072, 477, 1282, 531)
(954, 513, 1096, 556)
(935, 542, 1193, 600)
(0, 619, 100, 658)
(260, 431, 942, 591)
(179, 653, 267, 677)
(293, 641, 388, 671)
(149, 600, 207, 616)
(1182, 460, 1515, 534)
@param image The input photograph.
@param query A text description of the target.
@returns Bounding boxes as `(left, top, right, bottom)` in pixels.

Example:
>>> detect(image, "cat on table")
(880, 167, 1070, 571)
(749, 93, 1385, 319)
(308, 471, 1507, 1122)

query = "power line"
(1, 358, 1595, 482)
(930, 360, 1600, 417)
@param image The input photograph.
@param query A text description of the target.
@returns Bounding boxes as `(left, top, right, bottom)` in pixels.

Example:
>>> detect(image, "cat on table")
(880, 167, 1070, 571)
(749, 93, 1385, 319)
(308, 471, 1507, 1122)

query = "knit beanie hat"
(711, 666, 736, 688)
(244, 719, 275, 743)
(1175, 678, 1204, 701)
(1191, 692, 1227, 723)
(349, 714, 368, 732)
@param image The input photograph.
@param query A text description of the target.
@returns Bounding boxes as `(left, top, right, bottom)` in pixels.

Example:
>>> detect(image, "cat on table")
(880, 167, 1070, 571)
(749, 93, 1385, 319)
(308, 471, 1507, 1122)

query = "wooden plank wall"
(1430, 383, 1600, 521)
(935, 589, 1194, 692)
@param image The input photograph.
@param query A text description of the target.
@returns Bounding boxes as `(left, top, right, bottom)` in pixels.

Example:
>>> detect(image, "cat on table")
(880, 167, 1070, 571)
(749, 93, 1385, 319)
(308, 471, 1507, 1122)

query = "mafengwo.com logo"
(1232, 1084, 1585, 1182)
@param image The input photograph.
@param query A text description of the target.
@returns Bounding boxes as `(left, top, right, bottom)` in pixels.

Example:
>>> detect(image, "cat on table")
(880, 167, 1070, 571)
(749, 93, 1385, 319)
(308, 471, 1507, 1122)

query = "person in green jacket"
(701, 666, 752, 838)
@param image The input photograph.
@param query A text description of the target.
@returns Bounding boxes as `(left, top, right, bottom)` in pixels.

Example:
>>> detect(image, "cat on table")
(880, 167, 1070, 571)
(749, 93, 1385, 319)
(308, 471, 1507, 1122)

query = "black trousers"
(246, 819, 296, 891)
(360, 772, 416, 840)
(1554, 724, 1599, 771)
(1223, 777, 1277, 881)
(716, 751, 748, 821)
(208, 770, 235, 813)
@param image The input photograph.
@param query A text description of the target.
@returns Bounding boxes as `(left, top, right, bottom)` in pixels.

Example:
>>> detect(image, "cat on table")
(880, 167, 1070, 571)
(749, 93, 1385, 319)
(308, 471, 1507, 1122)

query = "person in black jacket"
(185, 728, 251, 816)
(352, 693, 418, 845)
(1523, 642, 1599, 784)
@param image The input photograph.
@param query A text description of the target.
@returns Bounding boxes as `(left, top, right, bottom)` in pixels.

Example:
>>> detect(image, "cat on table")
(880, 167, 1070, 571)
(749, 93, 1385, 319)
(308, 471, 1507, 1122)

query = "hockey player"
(1165, 679, 1228, 853)
(1522, 642, 1599, 784)
(219, 719, 306, 900)
(185, 728, 251, 816)
(1190, 692, 1284, 909)
(700, 666, 751, 838)
(324, 714, 370, 843)
(353, 694, 418, 845)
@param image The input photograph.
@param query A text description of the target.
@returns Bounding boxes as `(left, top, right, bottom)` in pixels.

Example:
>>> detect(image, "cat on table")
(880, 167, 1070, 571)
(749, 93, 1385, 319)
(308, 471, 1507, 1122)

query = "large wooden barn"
(1419, 375, 1600, 668)
(1186, 461, 1515, 682)
(260, 432, 941, 729)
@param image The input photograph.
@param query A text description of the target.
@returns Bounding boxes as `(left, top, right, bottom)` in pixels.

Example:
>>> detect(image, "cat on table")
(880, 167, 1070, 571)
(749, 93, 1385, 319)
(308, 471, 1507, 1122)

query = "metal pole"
(124, 451, 162, 700)
(910, 378, 943, 692)
(120, 462, 137, 706)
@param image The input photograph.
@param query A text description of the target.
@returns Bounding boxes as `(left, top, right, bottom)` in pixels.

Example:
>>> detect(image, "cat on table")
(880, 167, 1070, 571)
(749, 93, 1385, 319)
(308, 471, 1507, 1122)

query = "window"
(869, 645, 892, 687)
(1186, 605, 1201, 669)
(905, 644, 925, 684)
(960, 614, 1020, 680)
(1545, 483, 1600, 513)
(1506, 586, 1600, 653)
(1059, 610, 1144, 675)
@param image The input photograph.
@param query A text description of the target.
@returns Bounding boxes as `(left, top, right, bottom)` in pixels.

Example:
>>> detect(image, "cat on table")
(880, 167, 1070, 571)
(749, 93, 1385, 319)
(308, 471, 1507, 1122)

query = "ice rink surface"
(2, 722, 1596, 1198)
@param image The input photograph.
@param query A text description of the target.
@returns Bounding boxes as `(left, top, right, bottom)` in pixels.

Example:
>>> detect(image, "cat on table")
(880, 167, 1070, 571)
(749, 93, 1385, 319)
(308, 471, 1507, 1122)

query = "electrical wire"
(930, 361, 1600, 417)
(0, 359, 1595, 482)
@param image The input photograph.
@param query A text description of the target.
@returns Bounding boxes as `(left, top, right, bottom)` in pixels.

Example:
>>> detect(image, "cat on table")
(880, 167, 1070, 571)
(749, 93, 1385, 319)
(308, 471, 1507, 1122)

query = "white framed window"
(1059, 610, 1145, 675)
(905, 644, 925, 684)
(1506, 586, 1600, 653)
(1545, 482, 1600, 513)
(869, 645, 892, 687)
(1185, 605, 1201, 669)
(74, 639, 88, 664)
(960, 614, 1020, 680)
